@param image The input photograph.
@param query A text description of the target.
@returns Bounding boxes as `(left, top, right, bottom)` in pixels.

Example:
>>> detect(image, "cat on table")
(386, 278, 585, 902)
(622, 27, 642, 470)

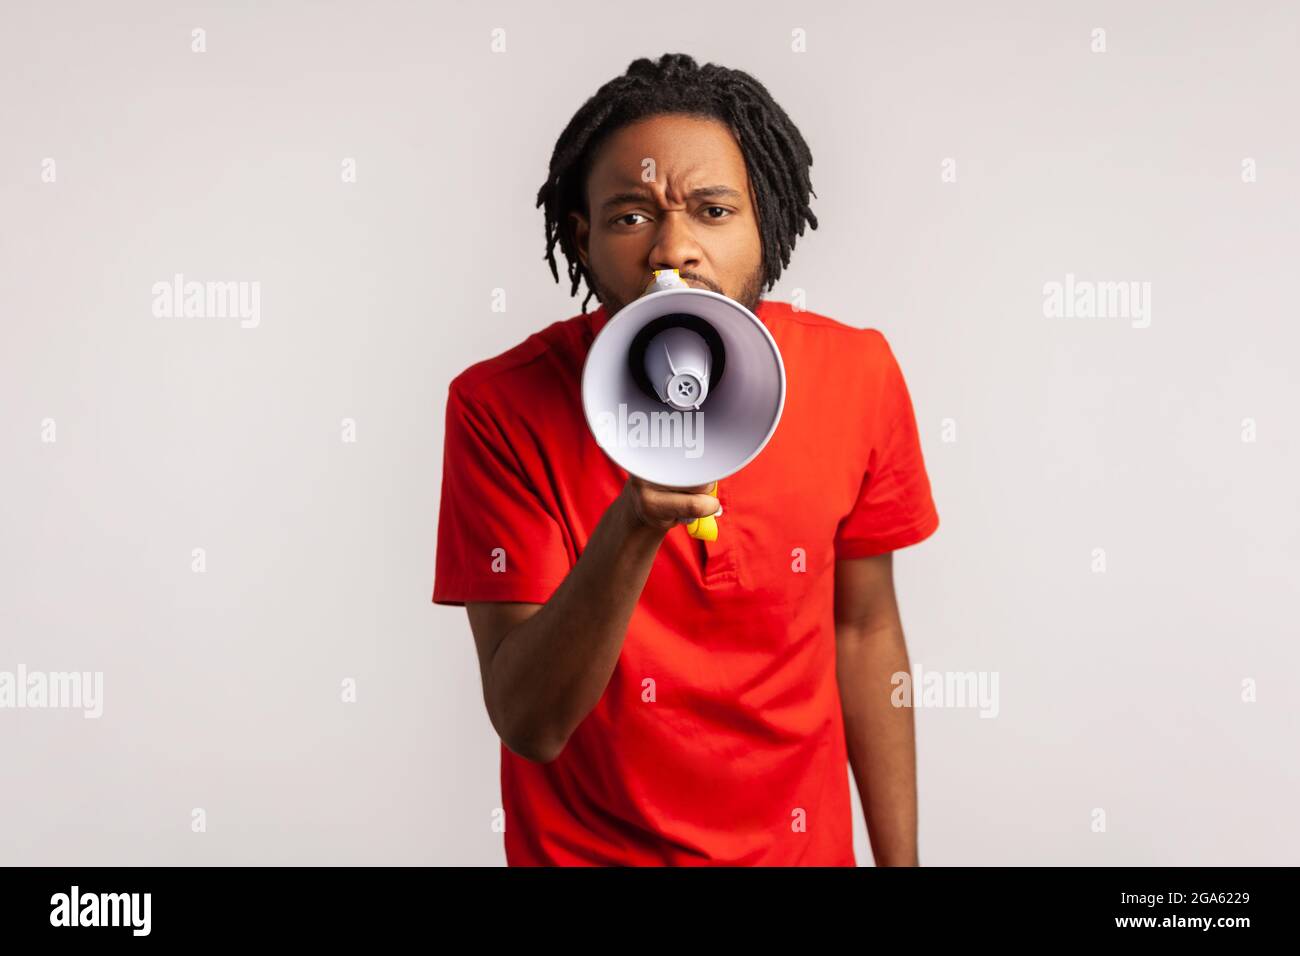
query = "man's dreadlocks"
(536, 53, 818, 313)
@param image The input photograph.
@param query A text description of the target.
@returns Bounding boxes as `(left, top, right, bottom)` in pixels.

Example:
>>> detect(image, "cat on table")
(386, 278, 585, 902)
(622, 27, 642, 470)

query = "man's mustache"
(676, 271, 723, 293)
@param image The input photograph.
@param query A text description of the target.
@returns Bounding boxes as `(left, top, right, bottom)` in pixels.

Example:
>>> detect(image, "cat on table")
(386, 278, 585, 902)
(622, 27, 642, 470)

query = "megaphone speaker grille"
(627, 313, 727, 404)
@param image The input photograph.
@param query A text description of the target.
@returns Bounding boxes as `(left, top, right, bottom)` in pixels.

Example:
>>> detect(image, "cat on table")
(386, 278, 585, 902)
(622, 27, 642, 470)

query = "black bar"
(0, 866, 1286, 942)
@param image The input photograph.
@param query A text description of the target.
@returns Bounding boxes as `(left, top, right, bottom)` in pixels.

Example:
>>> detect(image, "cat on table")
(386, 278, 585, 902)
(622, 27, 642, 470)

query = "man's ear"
(568, 211, 590, 268)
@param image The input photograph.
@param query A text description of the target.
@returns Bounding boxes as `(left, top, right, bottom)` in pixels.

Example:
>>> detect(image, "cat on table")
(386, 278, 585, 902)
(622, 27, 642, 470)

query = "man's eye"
(702, 206, 732, 220)
(614, 212, 649, 226)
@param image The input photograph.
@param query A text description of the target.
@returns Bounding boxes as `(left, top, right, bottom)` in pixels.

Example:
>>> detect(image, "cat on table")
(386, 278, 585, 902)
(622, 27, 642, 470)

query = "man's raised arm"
(465, 477, 719, 763)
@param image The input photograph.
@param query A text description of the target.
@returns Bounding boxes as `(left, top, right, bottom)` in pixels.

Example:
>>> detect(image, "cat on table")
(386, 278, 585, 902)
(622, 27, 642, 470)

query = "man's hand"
(620, 475, 721, 533)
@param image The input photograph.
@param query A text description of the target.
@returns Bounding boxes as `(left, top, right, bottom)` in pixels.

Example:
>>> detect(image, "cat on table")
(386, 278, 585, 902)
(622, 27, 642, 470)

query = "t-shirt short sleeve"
(833, 333, 940, 560)
(432, 382, 573, 607)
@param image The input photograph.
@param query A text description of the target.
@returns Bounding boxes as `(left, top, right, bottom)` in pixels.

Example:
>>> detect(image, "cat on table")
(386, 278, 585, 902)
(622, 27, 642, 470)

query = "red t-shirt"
(433, 300, 939, 865)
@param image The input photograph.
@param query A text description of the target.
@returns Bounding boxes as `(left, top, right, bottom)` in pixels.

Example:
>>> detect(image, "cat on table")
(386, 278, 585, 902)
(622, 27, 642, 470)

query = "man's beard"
(592, 264, 765, 318)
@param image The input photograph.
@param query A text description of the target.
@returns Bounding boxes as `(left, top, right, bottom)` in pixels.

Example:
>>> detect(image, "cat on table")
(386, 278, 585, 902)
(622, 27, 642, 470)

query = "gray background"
(1, 0, 1296, 865)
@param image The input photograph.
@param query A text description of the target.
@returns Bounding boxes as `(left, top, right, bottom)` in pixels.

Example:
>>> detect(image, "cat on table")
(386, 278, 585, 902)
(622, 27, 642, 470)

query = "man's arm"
(834, 551, 920, 866)
(464, 477, 720, 764)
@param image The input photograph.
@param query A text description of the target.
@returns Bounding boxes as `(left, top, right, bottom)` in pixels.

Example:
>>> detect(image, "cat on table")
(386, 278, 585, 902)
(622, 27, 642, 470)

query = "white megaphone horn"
(580, 269, 787, 542)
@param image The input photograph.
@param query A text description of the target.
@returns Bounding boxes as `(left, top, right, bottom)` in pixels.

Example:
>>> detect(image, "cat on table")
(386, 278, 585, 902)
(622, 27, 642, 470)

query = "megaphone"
(581, 269, 786, 542)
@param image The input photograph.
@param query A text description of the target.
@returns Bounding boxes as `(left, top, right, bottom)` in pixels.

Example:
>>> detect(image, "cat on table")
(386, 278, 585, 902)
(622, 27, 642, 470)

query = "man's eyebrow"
(599, 185, 743, 212)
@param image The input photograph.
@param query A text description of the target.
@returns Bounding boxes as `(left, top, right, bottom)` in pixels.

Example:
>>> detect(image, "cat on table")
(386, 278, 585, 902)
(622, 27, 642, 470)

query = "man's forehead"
(583, 116, 750, 208)
(588, 152, 749, 200)
(598, 162, 738, 190)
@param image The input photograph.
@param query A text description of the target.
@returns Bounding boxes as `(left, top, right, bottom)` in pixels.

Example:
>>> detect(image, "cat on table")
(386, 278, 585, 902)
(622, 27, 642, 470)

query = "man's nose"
(649, 211, 703, 273)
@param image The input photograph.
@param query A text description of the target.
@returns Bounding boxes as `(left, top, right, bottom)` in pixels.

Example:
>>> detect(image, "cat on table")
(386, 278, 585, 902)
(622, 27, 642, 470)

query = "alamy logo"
(0, 665, 103, 718)
(50, 886, 151, 936)
(593, 403, 705, 459)
(891, 664, 999, 718)
(152, 273, 261, 328)
(1042, 273, 1151, 328)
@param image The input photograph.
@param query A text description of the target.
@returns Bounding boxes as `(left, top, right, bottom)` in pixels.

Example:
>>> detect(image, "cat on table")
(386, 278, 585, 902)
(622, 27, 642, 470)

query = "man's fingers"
(624, 476, 721, 531)
(676, 496, 723, 524)
(668, 491, 721, 524)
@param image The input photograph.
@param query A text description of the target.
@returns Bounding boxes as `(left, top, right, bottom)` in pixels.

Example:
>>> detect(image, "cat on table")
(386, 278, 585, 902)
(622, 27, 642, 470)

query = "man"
(433, 53, 939, 866)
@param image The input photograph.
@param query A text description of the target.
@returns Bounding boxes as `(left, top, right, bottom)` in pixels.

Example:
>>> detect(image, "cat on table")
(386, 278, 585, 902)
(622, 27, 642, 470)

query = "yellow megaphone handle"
(686, 515, 718, 541)
(686, 481, 720, 541)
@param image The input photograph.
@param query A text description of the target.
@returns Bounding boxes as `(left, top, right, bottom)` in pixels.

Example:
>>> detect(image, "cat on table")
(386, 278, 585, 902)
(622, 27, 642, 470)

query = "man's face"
(569, 113, 765, 317)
